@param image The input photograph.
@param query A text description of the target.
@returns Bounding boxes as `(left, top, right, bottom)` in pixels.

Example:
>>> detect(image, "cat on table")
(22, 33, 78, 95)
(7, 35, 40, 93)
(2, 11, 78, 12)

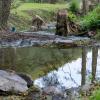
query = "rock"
(29, 26, 37, 32)
(52, 95, 66, 100)
(41, 25, 48, 31)
(80, 84, 92, 96)
(42, 86, 64, 96)
(20, 39, 31, 47)
(65, 89, 78, 100)
(81, 84, 91, 92)
(0, 70, 33, 94)
(88, 30, 96, 37)
(17, 73, 33, 88)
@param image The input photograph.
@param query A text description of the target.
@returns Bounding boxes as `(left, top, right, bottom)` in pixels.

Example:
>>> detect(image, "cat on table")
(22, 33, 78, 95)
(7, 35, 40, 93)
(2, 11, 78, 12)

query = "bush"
(69, 0, 80, 14)
(90, 89, 100, 100)
(68, 11, 77, 22)
(80, 5, 100, 30)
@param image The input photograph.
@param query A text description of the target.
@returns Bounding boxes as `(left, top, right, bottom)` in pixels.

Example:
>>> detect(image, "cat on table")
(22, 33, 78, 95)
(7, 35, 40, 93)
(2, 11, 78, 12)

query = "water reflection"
(0, 46, 99, 90)
(0, 47, 81, 79)
(81, 47, 87, 86)
(34, 47, 100, 89)
(91, 47, 98, 82)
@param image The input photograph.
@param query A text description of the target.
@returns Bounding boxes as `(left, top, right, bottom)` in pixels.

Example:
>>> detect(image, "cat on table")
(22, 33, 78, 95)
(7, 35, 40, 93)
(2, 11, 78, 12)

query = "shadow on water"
(0, 46, 99, 90)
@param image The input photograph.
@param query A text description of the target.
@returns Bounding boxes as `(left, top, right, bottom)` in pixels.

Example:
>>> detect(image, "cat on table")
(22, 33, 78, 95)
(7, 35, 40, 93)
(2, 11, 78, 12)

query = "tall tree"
(0, 0, 11, 30)
(0, 0, 2, 29)
(82, 0, 87, 14)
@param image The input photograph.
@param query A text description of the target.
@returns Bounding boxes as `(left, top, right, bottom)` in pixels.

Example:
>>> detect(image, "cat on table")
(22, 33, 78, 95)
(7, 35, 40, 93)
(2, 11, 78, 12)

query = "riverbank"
(9, 3, 68, 31)
(0, 31, 93, 48)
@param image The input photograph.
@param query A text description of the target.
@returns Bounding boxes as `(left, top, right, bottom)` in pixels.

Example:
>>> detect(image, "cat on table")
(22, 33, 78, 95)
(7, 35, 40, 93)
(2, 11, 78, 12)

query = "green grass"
(90, 89, 100, 100)
(9, 3, 68, 30)
(16, 3, 67, 11)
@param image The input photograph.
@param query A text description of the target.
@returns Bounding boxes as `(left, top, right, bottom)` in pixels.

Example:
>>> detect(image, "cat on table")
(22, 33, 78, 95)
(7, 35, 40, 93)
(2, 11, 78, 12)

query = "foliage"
(68, 11, 77, 22)
(80, 5, 100, 30)
(69, 0, 80, 14)
(90, 89, 100, 100)
(11, 0, 22, 9)
(16, 0, 67, 3)
(94, 29, 100, 39)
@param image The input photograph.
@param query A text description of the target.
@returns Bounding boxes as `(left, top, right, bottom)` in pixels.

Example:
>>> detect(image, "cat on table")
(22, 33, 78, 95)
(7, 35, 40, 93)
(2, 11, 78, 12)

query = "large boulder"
(0, 70, 33, 94)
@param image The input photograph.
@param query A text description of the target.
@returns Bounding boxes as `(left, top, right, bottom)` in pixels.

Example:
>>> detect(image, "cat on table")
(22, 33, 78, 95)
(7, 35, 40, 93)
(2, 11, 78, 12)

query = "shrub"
(80, 5, 100, 30)
(11, 0, 22, 9)
(90, 89, 100, 100)
(69, 0, 80, 14)
(68, 11, 77, 22)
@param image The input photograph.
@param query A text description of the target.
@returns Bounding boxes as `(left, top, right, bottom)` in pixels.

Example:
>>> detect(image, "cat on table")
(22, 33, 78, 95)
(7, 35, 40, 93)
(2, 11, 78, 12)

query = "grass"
(9, 3, 68, 31)
(16, 3, 68, 11)
(90, 89, 100, 100)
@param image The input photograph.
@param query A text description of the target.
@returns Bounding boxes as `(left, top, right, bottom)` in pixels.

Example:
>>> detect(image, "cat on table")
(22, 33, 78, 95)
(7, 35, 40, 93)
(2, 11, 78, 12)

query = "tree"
(0, 0, 2, 28)
(82, 0, 87, 14)
(0, 0, 11, 30)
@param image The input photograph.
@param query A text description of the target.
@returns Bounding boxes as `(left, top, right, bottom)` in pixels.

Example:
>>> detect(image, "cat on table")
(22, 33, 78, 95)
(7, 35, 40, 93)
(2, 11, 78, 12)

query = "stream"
(0, 23, 99, 99)
(34, 48, 100, 89)
(0, 47, 100, 90)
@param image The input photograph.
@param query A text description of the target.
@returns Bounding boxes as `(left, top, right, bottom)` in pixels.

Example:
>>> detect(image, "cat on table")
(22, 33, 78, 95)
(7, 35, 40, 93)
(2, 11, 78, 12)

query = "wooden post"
(92, 46, 98, 83)
(81, 47, 87, 86)
(56, 10, 68, 36)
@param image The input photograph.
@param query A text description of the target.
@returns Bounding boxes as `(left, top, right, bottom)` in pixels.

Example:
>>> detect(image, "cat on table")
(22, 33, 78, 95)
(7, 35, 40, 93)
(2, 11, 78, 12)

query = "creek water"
(34, 48, 100, 90)
(0, 47, 100, 90)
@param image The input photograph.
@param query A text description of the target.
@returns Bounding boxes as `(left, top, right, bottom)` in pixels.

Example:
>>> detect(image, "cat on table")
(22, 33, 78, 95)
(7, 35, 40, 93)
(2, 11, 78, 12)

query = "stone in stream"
(29, 26, 37, 32)
(0, 70, 33, 94)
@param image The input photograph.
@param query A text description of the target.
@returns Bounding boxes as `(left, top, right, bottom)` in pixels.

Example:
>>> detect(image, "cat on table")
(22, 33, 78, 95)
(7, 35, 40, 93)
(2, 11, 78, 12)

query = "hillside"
(9, 3, 68, 31)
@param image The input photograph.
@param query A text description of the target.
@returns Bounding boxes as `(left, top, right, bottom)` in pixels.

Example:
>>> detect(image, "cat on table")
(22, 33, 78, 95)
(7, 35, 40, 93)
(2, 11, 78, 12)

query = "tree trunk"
(81, 47, 87, 86)
(0, 0, 2, 29)
(0, 0, 11, 30)
(2, 0, 11, 29)
(97, 0, 100, 3)
(50, 0, 57, 4)
(82, 0, 87, 15)
(56, 10, 68, 36)
(92, 47, 98, 83)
